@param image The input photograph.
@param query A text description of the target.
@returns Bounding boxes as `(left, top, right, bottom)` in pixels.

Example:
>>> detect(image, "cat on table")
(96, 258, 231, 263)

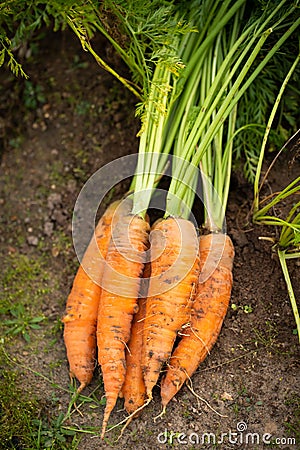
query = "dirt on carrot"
(142, 217, 200, 400)
(160, 233, 235, 407)
(121, 262, 152, 416)
(96, 214, 150, 438)
(62, 199, 126, 392)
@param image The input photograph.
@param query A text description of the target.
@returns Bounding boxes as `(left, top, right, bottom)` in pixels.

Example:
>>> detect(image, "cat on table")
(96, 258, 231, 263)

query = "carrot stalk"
(160, 233, 234, 407)
(63, 200, 130, 393)
(96, 214, 150, 438)
(142, 217, 200, 399)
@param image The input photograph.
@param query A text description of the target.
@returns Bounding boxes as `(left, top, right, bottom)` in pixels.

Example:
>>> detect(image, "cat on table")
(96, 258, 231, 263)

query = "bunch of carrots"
(63, 193, 234, 438)
(61, 0, 299, 439)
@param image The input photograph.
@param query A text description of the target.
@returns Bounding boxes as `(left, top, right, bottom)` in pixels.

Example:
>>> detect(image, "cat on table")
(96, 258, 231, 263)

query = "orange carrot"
(121, 262, 151, 416)
(122, 297, 147, 415)
(96, 214, 150, 438)
(160, 233, 234, 407)
(62, 199, 129, 393)
(142, 217, 200, 400)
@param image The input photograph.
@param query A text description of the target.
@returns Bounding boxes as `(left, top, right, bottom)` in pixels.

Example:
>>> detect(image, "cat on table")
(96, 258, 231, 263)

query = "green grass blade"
(253, 51, 300, 211)
(278, 249, 300, 343)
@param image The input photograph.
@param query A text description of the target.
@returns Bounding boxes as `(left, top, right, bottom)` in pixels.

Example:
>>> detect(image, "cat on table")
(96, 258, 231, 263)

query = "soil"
(0, 30, 299, 450)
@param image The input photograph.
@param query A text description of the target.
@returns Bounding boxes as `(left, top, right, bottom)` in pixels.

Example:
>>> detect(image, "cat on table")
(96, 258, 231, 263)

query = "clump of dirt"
(0, 29, 299, 450)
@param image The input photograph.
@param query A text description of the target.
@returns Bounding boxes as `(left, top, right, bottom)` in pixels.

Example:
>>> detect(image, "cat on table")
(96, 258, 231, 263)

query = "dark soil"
(0, 30, 299, 450)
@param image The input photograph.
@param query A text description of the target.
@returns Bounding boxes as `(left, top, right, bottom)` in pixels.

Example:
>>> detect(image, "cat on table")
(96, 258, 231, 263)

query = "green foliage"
(97, 0, 192, 86)
(23, 79, 46, 109)
(234, 21, 300, 182)
(1, 0, 298, 184)
(0, 0, 94, 76)
(0, 1, 47, 76)
(285, 395, 300, 443)
(253, 176, 300, 248)
(32, 414, 78, 449)
(1, 0, 299, 180)
(0, 366, 80, 449)
(163, 0, 300, 225)
(279, 200, 300, 249)
(2, 303, 45, 342)
(0, 37, 28, 77)
(253, 175, 300, 342)
(0, 0, 192, 101)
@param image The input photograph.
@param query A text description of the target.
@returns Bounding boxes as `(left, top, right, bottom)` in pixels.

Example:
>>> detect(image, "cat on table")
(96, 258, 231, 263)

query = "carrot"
(121, 297, 147, 414)
(142, 217, 200, 400)
(160, 233, 234, 407)
(96, 214, 150, 438)
(121, 262, 151, 416)
(62, 199, 129, 393)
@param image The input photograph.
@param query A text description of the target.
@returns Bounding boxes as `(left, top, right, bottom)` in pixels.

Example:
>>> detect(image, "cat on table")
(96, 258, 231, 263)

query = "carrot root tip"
(153, 405, 166, 422)
(76, 382, 86, 394)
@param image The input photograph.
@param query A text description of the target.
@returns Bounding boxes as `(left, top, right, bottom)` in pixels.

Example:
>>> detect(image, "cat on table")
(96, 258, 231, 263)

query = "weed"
(32, 414, 79, 449)
(182, 409, 192, 419)
(1, 253, 49, 287)
(0, 345, 100, 449)
(9, 135, 24, 149)
(2, 303, 45, 342)
(231, 402, 239, 416)
(284, 395, 300, 444)
(231, 303, 253, 314)
(22, 80, 46, 110)
(253, 320, 278, 348)
(75, 99, 91, 116)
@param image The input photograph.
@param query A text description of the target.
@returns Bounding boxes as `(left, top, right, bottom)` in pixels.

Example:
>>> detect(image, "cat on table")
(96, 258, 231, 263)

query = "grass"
(0, 254, 50, 341)
(251, 51, 300, 342)
(284, 395, 300, 445)
(253, 182, 300, 341)
(0, 359, 82, 449)
(0, 343, 108, 449)
(0, 253, 82, 448)
(0, 368, 39, 450)
(0, 248, 110, 447)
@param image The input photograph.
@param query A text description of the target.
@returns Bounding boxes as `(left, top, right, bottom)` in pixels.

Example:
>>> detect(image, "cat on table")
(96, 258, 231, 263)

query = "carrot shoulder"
(62, 199, 128, 393)
(96, 214, 150, 438)
(160, 233, 234, 407)
(142, 217, 200, 400)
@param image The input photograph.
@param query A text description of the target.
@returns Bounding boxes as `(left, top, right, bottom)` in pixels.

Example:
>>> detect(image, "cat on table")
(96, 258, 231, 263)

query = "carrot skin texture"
(142, 217, 200, 399)
(62, 200, 125, 393)
(97, 214, 150, 438)
(160, 233, 234, 407)
(122, 295, 147, 415)
(121, 261, 151, 415)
